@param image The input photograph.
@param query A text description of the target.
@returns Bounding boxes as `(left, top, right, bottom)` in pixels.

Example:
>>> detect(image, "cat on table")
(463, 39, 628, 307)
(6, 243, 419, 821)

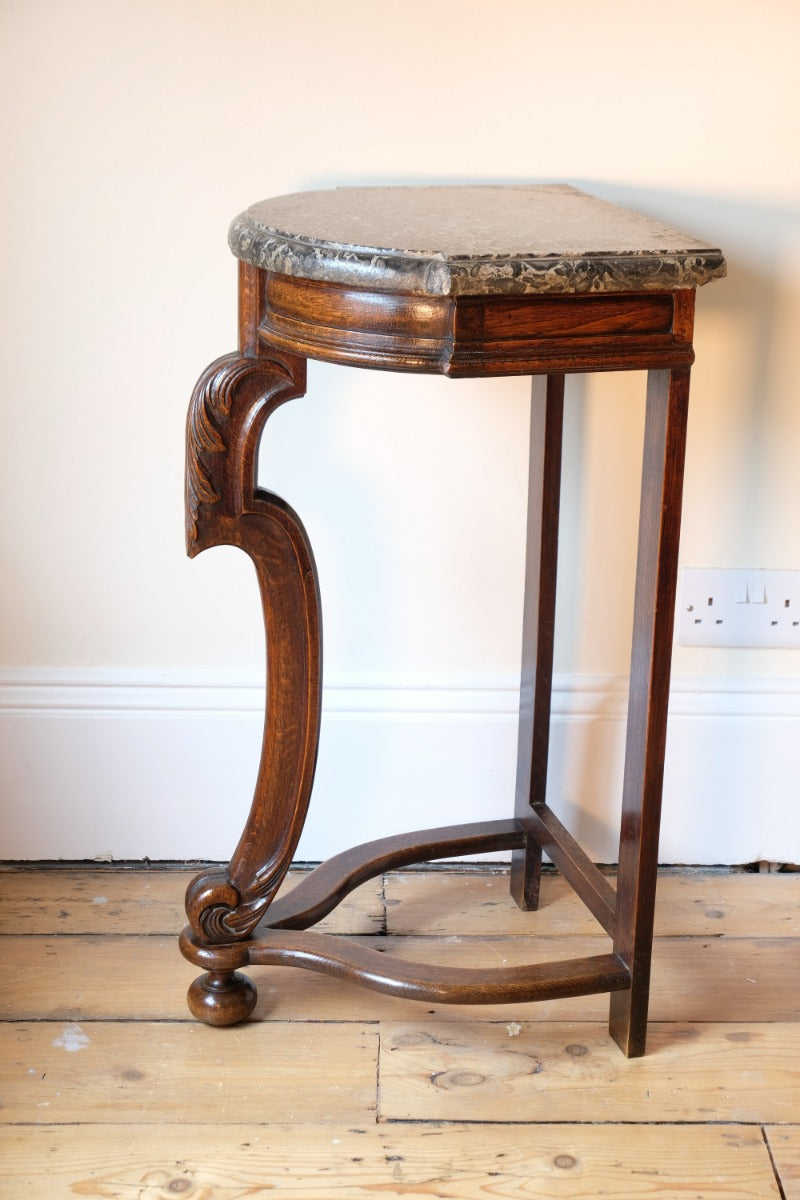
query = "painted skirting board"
(0, 669, 797, 864)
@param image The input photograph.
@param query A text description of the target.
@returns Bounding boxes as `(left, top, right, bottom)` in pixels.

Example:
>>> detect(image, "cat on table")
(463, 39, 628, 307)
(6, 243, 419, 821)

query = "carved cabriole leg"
(510, 374, 565, 911)
(610, 367, 691, 1057)
(183, 346, 321, 1025)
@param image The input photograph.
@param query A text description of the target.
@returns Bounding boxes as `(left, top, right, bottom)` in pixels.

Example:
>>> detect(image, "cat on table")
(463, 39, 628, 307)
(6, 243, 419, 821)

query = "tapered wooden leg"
(510, 374, 565, 910)
(182, 343, 322, 1024)
(610, 367, 691, 1056)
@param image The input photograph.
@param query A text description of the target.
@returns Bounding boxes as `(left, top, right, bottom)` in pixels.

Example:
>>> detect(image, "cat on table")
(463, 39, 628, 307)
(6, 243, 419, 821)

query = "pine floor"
(1, 865, 799, 1198)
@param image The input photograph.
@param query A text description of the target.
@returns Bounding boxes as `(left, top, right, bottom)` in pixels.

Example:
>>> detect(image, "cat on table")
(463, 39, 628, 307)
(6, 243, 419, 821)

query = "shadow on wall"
(577, 181, 800, 554)
(562, 183, 800, 849)
(299, 171, 800, 579)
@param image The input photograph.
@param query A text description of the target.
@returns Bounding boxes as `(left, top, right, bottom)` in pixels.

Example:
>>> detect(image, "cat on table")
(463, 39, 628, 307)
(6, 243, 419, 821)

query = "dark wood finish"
(448, 291, 693, 377)
(186, 970, 257, 1027)
(184, 350, 322, 960)
(184, 196, 711, 1056)
(262, 819, 525, 932)
(610, 366, 692, 1056)
(510, 374, 564, 911)
(250, 935, 630, 1005)
(181, 926, 629, 1006)
(262, 273, 452, 372)
(238, 261, 267, 356)
(527, 804, 617, 937)
(258, 274, 696, 377)
(178, 815, 628, 1020)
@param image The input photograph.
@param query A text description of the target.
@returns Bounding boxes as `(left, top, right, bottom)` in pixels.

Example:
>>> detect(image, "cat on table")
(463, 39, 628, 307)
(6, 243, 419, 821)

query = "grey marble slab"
(229, 185, 725, 297)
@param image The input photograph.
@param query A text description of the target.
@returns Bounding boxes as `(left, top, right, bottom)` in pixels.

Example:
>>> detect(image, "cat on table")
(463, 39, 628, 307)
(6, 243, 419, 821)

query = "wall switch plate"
(678, 568, 800, 647)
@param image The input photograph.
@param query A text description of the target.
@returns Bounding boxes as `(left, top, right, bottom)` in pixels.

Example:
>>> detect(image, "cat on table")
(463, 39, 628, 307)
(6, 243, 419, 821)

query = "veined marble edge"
(228, 217, 726, 296)
(228, 182, 726, 296)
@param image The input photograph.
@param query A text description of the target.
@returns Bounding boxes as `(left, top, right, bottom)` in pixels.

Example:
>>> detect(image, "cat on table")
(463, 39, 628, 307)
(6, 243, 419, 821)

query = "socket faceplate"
(678, 568, 800, 648)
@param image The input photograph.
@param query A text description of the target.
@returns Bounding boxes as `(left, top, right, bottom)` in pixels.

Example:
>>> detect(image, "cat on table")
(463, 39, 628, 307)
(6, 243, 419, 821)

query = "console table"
(180, 185, 725, 1056)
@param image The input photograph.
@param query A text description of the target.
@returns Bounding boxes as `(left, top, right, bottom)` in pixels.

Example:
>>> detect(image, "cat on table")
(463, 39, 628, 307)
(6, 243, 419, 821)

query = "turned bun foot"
(187, 971, 258, 1027)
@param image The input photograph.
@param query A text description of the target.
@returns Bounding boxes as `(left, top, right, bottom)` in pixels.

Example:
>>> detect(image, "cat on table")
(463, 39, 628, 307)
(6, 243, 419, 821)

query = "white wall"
(1, 0, 798, 863)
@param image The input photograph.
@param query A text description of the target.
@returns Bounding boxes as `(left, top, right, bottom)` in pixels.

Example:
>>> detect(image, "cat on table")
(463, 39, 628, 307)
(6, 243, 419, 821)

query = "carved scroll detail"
(184, 350, 319, 945)
(185, 871, 243, 943)
(185, 353, 297, 547)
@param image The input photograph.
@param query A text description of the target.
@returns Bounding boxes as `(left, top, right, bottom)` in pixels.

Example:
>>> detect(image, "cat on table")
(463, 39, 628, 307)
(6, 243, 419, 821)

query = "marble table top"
(229, 185, 725, 298)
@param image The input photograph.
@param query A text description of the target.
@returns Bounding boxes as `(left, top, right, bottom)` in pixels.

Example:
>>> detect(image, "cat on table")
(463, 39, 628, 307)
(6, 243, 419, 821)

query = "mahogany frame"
(181, 261, 695, 1057)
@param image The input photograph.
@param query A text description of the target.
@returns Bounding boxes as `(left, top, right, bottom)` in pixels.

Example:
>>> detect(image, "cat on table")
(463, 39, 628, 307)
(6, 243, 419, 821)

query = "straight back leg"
(610, 366, 691, 1056)
(510, 373, 565, 911)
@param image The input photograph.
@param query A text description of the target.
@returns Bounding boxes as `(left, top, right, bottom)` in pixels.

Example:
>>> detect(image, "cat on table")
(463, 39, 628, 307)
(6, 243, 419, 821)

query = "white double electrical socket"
(677, 568, 800, 648)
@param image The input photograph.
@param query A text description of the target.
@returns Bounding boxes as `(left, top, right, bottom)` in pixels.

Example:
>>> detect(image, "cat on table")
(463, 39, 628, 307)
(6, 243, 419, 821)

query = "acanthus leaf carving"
(185, 353, 297, 549)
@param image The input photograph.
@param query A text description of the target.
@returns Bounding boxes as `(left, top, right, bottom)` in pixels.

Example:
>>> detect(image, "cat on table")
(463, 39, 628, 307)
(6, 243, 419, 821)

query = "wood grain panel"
(0, 1022, 377, 1125)
(766, 1127, 800, 1200)
(474, 292, 675, 339)
(4, 867, 793, 938)
(257, 275, 695, 375)
(384, 870, 800, 938)
(0, 868, 383, 936)
(379, 1020, 800, 1124)
(0, 1123, 778, 1199)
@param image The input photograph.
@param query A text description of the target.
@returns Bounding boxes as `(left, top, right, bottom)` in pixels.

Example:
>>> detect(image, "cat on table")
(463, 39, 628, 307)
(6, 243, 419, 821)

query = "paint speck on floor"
(52, 1023, 90, 1053)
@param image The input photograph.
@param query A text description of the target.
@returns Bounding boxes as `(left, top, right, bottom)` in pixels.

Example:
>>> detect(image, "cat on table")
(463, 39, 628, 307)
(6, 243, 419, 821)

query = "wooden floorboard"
(766, 1127, 800, 1200)
(0, 1123, 780, 1199)
(10, 867, 799, 938)
(384, 869, 800, 938)
(379, 1019, 800, 1124)
(0, 866, 795, 1198)
(0, 868, 384, 936)
(0, 1020, 377, 1126)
